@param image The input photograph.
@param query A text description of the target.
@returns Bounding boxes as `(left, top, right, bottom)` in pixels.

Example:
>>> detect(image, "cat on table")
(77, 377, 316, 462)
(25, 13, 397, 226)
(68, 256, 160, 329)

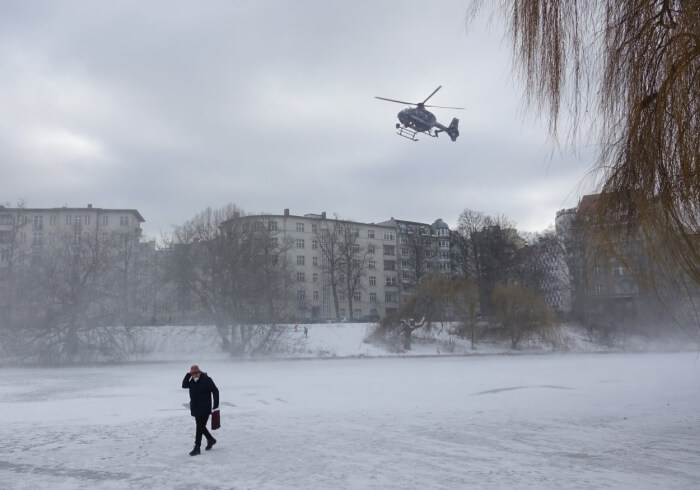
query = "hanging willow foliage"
(468, 1, 699, 292)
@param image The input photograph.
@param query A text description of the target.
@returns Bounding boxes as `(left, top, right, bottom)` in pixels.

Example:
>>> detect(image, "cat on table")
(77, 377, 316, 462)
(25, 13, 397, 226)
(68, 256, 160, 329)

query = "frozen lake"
(1, 352, 698, 489)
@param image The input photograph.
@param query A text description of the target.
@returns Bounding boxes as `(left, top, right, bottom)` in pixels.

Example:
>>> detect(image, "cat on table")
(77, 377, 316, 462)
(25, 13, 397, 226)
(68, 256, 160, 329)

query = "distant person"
(295, 323, 298, 332)
(304, 326, 308, 338)
(182, 364, 219, 456)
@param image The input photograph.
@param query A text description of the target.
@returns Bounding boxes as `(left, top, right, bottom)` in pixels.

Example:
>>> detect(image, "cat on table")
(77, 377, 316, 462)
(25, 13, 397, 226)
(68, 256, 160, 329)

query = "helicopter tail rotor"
(446, 118, 460, 141)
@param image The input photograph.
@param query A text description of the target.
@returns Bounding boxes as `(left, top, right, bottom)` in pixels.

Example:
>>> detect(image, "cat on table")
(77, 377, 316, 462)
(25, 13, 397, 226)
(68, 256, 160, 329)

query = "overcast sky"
(0, 0, 596, 240)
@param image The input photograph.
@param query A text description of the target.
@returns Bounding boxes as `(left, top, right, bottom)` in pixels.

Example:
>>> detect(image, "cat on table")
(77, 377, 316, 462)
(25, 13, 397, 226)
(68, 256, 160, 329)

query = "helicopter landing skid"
(396, 125, 440, 141)
(396, 125, 419, 141)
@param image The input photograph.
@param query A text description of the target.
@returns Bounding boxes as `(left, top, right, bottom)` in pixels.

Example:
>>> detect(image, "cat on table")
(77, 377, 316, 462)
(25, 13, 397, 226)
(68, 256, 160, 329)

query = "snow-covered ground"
(134, 322, 698, 362)
(1, 348, 699, 489)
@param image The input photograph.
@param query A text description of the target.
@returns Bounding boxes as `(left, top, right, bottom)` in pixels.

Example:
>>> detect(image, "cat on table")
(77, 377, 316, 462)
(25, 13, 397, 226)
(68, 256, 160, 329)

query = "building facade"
(231, 210, 403, 321)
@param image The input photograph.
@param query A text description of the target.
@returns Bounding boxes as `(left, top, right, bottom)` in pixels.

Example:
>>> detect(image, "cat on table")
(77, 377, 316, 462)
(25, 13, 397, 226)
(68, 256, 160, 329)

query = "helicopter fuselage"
(398, 106, 437, 133)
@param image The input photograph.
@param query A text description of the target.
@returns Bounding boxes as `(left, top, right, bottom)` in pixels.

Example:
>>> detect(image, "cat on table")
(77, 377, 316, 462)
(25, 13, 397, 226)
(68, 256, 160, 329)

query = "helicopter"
(375, 86, 463, 142)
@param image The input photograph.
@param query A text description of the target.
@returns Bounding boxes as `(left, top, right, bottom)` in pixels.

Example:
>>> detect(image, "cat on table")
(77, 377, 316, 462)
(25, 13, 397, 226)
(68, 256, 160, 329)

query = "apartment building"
(376, 217, 454, 304)
(0, 204, 144, 278)
(229, 209, 402, 321)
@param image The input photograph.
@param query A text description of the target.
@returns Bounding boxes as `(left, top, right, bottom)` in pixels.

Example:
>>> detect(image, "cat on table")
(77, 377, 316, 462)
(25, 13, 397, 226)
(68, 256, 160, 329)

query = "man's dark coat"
(182, 372, 219, 417)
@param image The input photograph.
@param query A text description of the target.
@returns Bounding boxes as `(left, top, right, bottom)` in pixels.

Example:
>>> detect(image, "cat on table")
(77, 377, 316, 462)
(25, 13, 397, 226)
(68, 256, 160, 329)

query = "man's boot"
(189, 445, 201, 456)
(205, 438, 217, 451)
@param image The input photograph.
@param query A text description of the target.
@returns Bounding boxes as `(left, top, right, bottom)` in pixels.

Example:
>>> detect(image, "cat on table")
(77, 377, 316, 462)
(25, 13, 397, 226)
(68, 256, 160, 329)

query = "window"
(84, 215, 91, 225)
(297, 290, 306, 300)
(367, 229, 375, 238)
(297, 256, 305, 266)
(296, 272, 306, 283)
(595, 284, 603, 296)
(439, 251, 450, 259)
(401, 248, 409, 257)
(312, 239, 318, 249)
(313, 290, 319, 300)
(102, 215, 109, 226)
(0, 214, 13, 225)
(312, 224, 317, 233)
(65, 215, 72, 225)
(383, 245, 395, 256)
(0, 249, 8, 263)
(312, 256, 318, 267)
(383, 231, 395, 241)
(32, 231, 43, 246)
(351, 227, 359, 237)
(612, 267, 625, 276)
(339, 291, 345, 301)
(368, 260, 375, 269)
(353, 291, 361, 302)
(385, 276, 397, 286)
(312, 273, 318, 283)
(399, 236, 407, 245)
(439, 240, 449, 248)
(353, 243, 360, 253)
(385, 292, 394, 303)
(33, 216, 43, 230)
(367, 244, 375, 254)
(340, 308, 346, 317)
(369, 276, 376, 286)
(296, 239, 305, 249)
(75, 215, 81, 226)
(354, 309, 362, 317)
(296, 222, 305, 232)
(369, 292, 377, 302)
(120, 216, 129, 226)
(353, 259, 360, 268)
(268, 221, 278, 231)
(402, 271, 411, 281)
(269, 237, 278, 248)
(383, 260, 396, 271)
(440, 263, 451, 272)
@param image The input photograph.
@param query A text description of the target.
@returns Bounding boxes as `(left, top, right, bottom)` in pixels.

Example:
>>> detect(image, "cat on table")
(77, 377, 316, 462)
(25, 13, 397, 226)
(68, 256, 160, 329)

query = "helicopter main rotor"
(375, 86, 464, 110)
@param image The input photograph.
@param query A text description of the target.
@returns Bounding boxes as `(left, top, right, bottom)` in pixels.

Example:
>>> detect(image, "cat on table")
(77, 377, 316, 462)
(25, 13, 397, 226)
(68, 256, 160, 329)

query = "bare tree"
(468, 1, 700, 295)
(8, 227, 144, 364)
(372, 273, 455, 350)
(452, 277, 480, 349)
(337, 224, 368, 320)
(314, 216, 345, 320)
(453, 209, 519, 315)
(168, 205, 294, 355)
(402, 224, 435, 288)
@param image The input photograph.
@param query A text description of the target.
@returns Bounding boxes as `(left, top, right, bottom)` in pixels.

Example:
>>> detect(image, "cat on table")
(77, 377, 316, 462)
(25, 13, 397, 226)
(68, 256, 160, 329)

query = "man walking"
(182, 364, 219, 456)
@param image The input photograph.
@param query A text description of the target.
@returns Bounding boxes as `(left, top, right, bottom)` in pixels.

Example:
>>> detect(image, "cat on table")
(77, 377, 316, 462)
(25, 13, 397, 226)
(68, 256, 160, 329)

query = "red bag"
(211, 409, 220, 430)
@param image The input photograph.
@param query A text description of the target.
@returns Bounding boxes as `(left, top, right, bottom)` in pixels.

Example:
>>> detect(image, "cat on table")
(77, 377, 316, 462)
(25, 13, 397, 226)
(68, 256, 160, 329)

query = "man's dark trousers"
(195, 414, 213, 447)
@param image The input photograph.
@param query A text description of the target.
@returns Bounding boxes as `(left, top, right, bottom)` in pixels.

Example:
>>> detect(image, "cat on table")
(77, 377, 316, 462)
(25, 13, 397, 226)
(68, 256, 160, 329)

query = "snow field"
(0, 352, 698, 489)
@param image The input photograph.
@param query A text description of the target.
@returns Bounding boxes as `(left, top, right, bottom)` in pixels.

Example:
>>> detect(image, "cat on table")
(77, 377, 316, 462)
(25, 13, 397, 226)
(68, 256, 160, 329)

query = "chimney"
(87, 204, 92, 208)
(234, 211, 240, 218)
(321, 211, 326, 219)
(284, 208, 289, 217)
